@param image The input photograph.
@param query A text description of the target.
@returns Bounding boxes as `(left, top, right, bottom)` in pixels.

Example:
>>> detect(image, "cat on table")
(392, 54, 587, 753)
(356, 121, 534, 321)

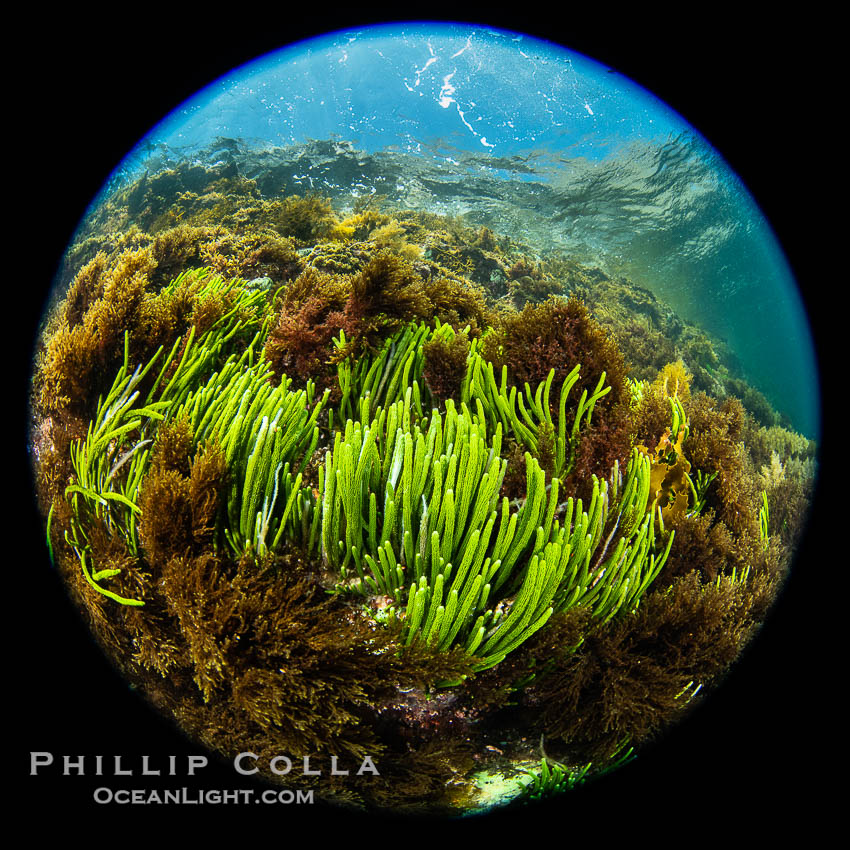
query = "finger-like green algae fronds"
(34, 184, 805, 814)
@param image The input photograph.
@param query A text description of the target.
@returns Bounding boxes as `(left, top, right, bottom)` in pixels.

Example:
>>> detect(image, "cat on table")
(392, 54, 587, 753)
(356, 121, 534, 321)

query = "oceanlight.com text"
(93, 787, 314, 805)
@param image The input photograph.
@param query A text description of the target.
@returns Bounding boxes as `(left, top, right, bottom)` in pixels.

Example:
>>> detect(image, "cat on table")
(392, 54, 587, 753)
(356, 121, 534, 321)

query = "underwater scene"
(27, 23, 821, 818)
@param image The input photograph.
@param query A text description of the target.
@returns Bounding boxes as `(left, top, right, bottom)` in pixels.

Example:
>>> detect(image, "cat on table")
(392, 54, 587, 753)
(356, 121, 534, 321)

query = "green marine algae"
(32, 184, 808, 813)
(61, 306, 671, 646)
(320, 385, 670, 671)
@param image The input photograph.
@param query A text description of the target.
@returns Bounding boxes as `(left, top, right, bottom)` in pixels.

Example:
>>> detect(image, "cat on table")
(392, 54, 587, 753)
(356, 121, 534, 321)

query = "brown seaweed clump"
(481, 297, 634, 494)
(422, 332, 471, 404)
(264, 251, 490, 392)
(524, 569, 778, 762)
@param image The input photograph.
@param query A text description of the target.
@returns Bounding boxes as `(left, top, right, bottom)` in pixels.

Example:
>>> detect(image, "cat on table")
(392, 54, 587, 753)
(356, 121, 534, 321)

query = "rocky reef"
(29, 138, 816, 815)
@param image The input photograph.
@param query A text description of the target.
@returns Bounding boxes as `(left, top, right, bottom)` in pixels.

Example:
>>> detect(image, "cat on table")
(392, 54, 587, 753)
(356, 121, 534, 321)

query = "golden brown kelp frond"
(147, 416, 194, 477)
(361, 738, 478, 815)
(660, 510, 740, 583)
(272, 194, 339, 245)
(160, 553, 233, 701)
(686, 393, 763, 543)
(529, 569, 778, 762)
(136, 419, 229, 566)
(138, 461, 194, 564)
(481, 296, 628, 405)
(655, 359, 693, 401)
(264, 266, 351, 387)
(639, 418, 692, 525)
(160, 552, 405, 760)
(422, 331, 470, 404)
(477, 296, 633, 488)
(346, 251, 430, 334)
(632, 360, 694, 446)
(420, 274, 491, 332)
(632, 385, 773, 583)
(34, 248, 154, 422)
(63, 252, 109, 327)
(265, 253, 491, 391)
(189, 439, 229, 547)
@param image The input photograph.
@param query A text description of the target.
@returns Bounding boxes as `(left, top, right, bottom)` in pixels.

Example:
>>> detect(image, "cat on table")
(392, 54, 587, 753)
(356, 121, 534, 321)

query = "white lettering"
(187, 755, 208, 775)
(93, 787, 113, 803)
(114, 756, 132, 776)
(270, 755, 292, 775)
(30, 752, 53, 775)
(63, 755, 85, 776)
(357, 756, 379, 776)
(233, 752, 259, 775)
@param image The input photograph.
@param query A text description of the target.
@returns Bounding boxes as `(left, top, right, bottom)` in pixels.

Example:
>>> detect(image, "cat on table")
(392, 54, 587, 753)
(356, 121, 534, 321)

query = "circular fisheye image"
(27, 21, 820, 817)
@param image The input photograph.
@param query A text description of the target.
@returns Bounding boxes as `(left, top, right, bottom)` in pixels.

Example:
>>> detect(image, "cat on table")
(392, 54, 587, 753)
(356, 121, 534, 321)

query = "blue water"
(149, 24, 681, 159)
(109, 23, 820, 438)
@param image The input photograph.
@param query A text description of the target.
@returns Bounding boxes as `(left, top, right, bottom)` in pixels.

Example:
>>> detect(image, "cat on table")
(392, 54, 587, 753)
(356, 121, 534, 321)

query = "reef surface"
(29, 138, 816, 815)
